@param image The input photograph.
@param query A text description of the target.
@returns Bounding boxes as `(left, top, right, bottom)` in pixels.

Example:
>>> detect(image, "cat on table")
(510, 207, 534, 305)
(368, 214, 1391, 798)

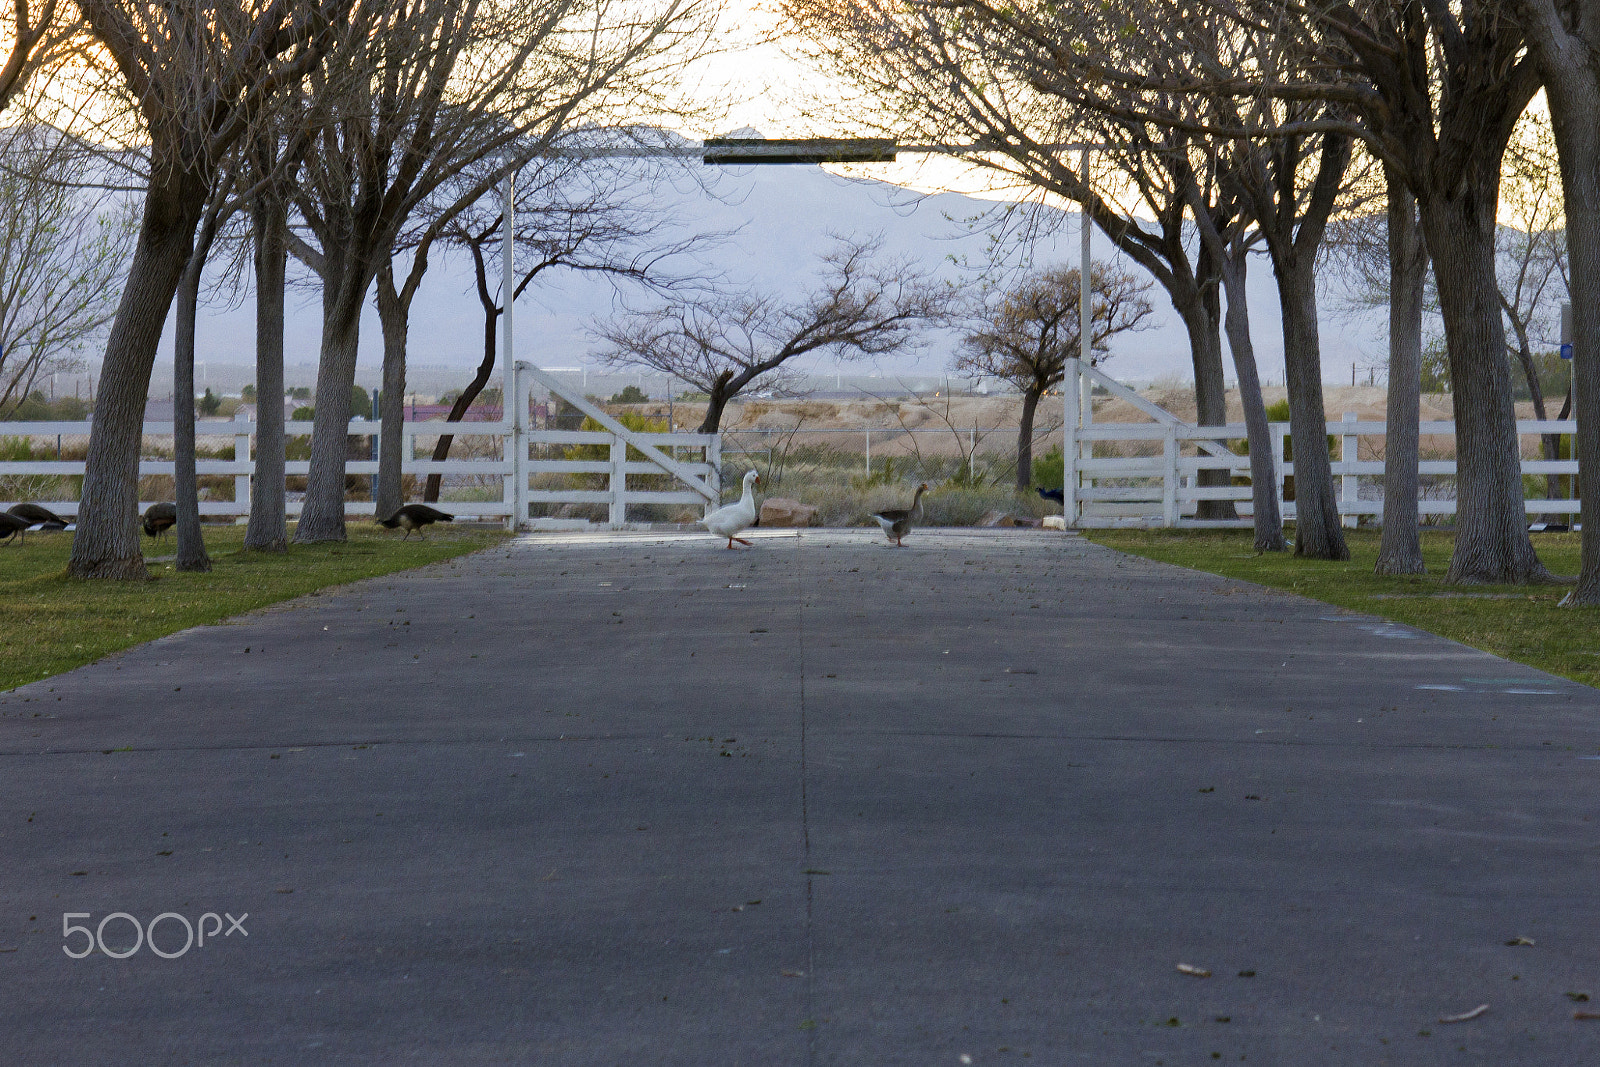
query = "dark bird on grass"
(378, 503, 454, 539)
(1036, 487, 1065, 505)
(142, 501, 177, 539)
(0, 510, 30, 545)
(7, 502, 68, 530)
(870, 482, 929, 548)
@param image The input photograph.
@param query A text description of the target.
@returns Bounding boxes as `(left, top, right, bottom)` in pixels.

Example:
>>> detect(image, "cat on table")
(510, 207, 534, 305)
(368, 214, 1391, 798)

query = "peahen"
(378, 503, 455, 539)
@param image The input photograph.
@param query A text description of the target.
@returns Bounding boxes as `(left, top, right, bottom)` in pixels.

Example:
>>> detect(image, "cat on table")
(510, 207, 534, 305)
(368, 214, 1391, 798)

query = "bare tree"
(954, 261, 1153, 491)
(0, 0, 76, 115)
(416, 142, 716, 504)
(785, 0, 1253, 518)
(169, 160, 242, 573)
(861, 0, 1358, 554)
(1180, 171, 1287, 551)
(1318, 154, 1431, 573)
(1377, 165, 1430, 575)
(66, 0, 345, 579)
(1244, 0, 1551, 583)
(1089, 4, 1360, 558)
(596, 235, 953, 434)
(1497, 115, 1570, 503)
(1329, 125, 1565, 573)
(808, 0, 1546, 579)
(287, 0, 715, 544)
(0, 123, 130, 417)
(244, 127, 299, 552)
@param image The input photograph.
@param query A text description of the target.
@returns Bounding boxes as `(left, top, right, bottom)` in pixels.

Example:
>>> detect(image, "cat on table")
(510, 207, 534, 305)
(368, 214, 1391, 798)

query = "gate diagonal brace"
(515, 361, 719, 506)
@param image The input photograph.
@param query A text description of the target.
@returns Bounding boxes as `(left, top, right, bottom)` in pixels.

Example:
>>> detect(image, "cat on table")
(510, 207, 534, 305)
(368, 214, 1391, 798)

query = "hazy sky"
(155, 4, 1549, 391)
(682, 0, 1020, 200)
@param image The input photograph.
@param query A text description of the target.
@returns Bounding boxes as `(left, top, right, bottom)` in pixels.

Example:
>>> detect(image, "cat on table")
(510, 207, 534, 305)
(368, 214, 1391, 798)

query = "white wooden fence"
(0, 361, 724, 529)
(1062, 359, 1579, 529)
(5, 357, 1578, 532)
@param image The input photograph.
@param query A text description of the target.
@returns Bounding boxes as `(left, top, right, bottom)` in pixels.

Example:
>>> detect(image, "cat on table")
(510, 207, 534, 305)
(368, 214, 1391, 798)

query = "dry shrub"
(795, 480, 1056, 528)
(137, 474, 174, 500)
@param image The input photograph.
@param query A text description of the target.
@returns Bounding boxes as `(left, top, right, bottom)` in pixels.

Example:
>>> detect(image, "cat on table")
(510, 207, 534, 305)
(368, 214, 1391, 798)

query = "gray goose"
(871, 482, 929, 547)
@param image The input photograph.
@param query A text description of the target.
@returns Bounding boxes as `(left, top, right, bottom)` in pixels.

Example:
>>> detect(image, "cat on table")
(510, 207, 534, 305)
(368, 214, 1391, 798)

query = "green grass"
(1086, 528, 1600, 690)
(0, 523, 510, 691)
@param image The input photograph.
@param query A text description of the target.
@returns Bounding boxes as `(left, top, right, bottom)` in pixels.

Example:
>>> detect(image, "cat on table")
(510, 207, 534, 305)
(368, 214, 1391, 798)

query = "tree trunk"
(172, 243, 212, 572)
(1568, 160, 1600, 600)
(1217, 246, 1286, 550)
(424, 298, 499, 503)
(246, 179, 288, 552)
(1535, 50, 1600, 602)
(294, 250, 367, 544)
(374, 260, 408, 519)
(1508, 332, 1562, 507)
(69, 175, 207, 579)
(697, 373, 736, 434)
(1511, 335, 1549, 423)
(1191, 244, 1234, 520)
(1418, 182, 1553, 583)
(1173, 285, 1234, 521)
(1275, 255, 1348, 560)
(1376, 167, 1427, 575)
(1016, 384, 1042, 491)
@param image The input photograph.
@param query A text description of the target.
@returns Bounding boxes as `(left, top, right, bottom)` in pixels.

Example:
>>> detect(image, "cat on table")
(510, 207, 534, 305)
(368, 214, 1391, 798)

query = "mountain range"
(160, 154, 1387, 392)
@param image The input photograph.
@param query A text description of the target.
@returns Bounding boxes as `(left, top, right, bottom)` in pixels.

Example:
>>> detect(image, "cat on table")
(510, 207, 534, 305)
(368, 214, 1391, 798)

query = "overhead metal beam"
(550, 136, 1121, 163)
(703, 137, 897, 165)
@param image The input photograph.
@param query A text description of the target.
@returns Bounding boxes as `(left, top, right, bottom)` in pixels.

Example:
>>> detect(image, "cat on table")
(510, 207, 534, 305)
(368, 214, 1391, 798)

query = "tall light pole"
(502, 163, 521, 528)
(1077, 149, 1092, 501)
(492, 133, 1111, 530)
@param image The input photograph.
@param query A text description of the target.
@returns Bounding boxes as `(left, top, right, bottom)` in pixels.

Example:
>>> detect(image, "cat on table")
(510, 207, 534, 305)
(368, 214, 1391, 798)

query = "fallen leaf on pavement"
(1439, 1004, 1489, 1023)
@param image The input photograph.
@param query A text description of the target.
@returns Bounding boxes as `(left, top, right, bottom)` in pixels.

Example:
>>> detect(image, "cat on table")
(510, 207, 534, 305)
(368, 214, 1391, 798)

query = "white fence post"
(1162, 423, 1178, 527)
(1341, 411, 1358, 527)
(513, 367, 529, 528)
(705, 433, 722, 518)
(1271, 424, 1287, 524)
(401, 424, 413, 503)
(233, 411, 251, 518)
(501, 433, 515, 529)
(608, 438, 627, 527)
(1063, 359, 1081, 527)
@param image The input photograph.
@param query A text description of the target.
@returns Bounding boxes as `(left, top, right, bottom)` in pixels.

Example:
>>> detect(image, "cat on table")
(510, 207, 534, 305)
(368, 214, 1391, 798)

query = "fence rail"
(4, 361, 1582, 532)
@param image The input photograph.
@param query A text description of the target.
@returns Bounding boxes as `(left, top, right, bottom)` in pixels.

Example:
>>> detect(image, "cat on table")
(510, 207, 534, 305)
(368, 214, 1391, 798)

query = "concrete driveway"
(4, 528, 1599, 1064)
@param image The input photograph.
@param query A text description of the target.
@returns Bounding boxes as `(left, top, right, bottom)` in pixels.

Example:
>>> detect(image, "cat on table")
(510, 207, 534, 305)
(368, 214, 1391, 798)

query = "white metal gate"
(1061, 358, 1580, 529)
(508, 360, 721, 528)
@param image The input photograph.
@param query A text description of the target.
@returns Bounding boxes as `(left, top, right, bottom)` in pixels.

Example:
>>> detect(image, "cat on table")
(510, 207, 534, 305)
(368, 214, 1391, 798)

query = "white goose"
(701, 469, 761, 548)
